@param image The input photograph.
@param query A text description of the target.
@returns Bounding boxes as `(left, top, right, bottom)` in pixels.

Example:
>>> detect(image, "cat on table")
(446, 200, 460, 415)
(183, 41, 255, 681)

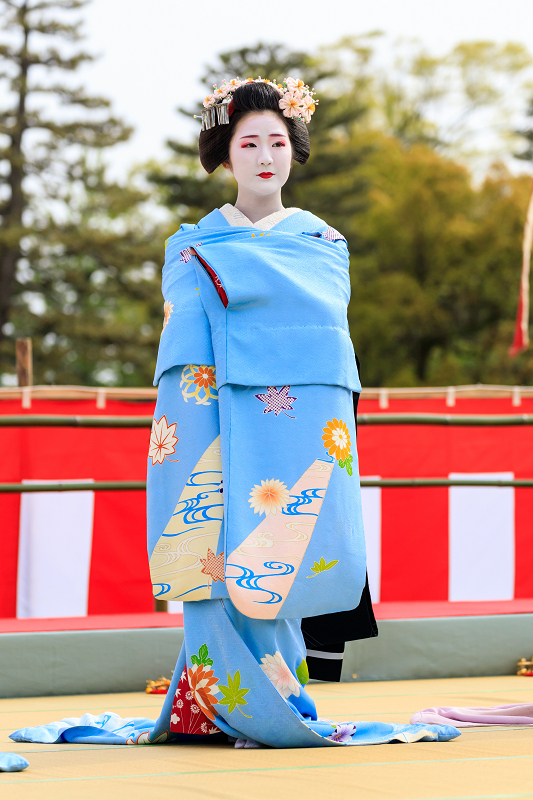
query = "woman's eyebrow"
(239, 132, 288, 139)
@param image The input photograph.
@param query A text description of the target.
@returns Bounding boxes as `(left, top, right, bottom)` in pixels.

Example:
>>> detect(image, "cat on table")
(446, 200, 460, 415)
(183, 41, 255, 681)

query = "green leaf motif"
(307, 557, 339, 578)
(191, 643, 213, 667)
(296, 659, 309, 686)
(217, 670, 252, 717)
(338, 454, 353, 474)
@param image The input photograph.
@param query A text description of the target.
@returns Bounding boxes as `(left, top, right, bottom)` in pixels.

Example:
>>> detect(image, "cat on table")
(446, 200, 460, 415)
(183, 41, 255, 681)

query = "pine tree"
(0, 0, 171, 386)
(0, 0, 130, 351)
(10, 157, 170, 386)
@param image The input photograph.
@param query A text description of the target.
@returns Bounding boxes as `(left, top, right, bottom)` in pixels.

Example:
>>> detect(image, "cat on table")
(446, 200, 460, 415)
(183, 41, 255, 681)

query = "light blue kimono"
(11, 209, 459, 749)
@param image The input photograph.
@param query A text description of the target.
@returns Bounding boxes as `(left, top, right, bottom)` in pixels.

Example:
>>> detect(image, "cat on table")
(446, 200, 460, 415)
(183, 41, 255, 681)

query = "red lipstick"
(258, 172, 274, 179)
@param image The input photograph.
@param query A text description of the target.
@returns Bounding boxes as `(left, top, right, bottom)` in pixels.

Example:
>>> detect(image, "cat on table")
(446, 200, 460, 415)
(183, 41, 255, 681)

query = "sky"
(78, 0, 533, 174)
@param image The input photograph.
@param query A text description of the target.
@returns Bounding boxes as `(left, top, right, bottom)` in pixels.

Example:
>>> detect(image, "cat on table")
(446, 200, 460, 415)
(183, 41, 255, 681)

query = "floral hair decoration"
(195, 77, 318, 131)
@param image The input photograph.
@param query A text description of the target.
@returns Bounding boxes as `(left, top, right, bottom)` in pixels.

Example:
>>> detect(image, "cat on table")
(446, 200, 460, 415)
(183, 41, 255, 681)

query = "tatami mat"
(1, 675, 532, 800)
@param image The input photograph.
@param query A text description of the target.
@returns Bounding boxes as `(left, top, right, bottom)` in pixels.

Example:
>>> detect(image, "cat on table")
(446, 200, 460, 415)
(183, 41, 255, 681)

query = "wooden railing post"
(15, 338, 33, 387)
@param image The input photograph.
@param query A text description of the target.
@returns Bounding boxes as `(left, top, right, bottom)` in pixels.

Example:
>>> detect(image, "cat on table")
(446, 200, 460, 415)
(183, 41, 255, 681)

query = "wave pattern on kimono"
(10, 208, 460, 750)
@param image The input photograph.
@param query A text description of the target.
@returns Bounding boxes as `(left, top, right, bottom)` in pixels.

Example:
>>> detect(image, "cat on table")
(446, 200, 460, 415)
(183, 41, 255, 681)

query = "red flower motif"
(193, 366, 216, 390)
(187, 662, 220, 721)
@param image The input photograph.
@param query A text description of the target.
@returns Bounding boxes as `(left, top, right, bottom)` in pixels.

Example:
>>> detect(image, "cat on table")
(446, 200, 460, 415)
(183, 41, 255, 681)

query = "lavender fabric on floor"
(410, 703, 533, 727)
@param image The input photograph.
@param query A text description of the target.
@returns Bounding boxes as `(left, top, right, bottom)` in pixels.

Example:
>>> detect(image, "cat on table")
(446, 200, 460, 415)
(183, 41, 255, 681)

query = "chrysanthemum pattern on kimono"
(322, 418, 354, 476)
(170, 645, 223, 736)
(260, 651, 301, 699)
(248, 478, 290, 516)
(180, 364, 218, 405)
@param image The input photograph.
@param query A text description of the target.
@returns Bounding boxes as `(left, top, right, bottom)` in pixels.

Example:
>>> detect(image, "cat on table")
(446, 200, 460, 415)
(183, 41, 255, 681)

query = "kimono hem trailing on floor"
(11, 208, 460, 749)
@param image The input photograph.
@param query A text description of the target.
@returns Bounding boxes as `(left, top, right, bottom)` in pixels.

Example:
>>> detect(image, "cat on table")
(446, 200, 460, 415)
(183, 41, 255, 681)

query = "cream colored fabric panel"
(360, 479, 381, 603)
(219, 204, 301, 230)
(449, 472, 515, 601)
(17, 480, 95, 618)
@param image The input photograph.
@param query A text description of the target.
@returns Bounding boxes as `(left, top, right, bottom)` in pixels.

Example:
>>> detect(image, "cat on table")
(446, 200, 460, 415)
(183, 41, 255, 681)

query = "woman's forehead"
(234, 111, 288, 138)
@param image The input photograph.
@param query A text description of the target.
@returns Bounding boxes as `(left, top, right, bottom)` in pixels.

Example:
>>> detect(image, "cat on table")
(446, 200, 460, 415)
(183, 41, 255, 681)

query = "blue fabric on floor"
(10, 599, 460, 749)
(0, 752, 29, 772)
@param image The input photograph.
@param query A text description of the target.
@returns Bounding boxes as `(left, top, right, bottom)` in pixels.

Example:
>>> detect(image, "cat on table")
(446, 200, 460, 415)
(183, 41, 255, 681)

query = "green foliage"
(190, 644, 213, 668)
(217, 670, 251, 716)
(338, 454, 353, 475)
(0, 0, 167, 386)
(2, 158, 169, 385)
(296, 659, 309, 686)
(308, 557, 339, 578)
(348, 138, 533, 385)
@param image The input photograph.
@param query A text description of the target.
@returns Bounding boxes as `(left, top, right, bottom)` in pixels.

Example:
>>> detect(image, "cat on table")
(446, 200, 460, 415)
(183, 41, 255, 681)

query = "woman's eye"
(272, 141, 286, 147)
(241, 143, 256, 148)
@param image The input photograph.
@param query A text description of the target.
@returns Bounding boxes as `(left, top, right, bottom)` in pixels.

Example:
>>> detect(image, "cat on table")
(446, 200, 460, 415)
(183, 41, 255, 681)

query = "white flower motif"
(176, 699, 183, 708)
(148, 415, 179, 466)
(286, 77, 306, 93)
(191, 704, 200, 714)
(170, 713, 180, 725)
(260, 651, 300, 699)
(249, 478, 290, 516)
(185, 690, 193, 701)
(279, 91, 302, 119)
(300, 93, 317, 123)
(201, 722, 208, 733)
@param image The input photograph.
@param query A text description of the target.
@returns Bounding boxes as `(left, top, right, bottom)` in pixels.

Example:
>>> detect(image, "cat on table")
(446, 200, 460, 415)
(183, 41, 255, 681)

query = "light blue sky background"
(78, 0, 533, 170)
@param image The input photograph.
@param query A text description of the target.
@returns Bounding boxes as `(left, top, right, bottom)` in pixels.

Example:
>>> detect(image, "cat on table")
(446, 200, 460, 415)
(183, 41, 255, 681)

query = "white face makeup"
(224, 111, 292, 200)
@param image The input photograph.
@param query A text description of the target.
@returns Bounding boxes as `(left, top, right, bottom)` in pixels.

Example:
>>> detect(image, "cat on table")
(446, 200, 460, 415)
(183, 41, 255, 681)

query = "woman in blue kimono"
(11, 78, 458, 750)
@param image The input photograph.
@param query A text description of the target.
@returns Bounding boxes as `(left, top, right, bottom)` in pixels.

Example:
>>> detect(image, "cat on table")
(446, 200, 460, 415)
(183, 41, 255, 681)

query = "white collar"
(219, 204, 300, 231)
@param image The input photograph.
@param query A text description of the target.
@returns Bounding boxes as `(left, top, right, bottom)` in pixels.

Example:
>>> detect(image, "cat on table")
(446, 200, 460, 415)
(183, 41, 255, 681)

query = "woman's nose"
(259, 148, 273, 165)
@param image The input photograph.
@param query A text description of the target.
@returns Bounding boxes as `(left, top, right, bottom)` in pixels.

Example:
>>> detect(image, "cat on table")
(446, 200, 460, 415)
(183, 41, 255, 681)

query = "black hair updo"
(198, 81, 310, 174)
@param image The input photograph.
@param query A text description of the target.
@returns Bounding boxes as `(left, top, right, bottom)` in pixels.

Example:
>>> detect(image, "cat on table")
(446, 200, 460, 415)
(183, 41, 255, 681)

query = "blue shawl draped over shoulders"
(154, 208, 360, 393)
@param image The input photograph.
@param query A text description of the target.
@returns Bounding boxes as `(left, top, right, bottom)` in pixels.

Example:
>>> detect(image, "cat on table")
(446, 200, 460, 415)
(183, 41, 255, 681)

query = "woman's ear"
(222, 161, 230, 170)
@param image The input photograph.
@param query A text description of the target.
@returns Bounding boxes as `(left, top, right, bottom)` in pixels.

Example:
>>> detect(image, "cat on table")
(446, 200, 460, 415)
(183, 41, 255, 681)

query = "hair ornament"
(194, 76, 318, 130)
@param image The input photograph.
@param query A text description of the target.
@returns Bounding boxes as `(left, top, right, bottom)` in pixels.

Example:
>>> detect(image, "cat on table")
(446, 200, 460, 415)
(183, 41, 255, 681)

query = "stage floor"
(1, 675, 532, 799)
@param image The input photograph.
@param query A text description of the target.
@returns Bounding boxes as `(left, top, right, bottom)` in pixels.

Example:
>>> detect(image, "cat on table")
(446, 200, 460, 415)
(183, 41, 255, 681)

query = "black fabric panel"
(305, 655, 343, 682)
(304, 639, 344, 654)
(301, 574, 378, 647)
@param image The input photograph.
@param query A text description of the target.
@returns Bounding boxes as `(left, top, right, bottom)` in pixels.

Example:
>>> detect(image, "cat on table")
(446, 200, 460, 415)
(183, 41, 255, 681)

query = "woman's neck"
(234, 189, 284, 224)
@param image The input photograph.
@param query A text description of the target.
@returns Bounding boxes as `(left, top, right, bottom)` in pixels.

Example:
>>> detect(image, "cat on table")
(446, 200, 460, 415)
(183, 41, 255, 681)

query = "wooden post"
(16, 338, 33, 387)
